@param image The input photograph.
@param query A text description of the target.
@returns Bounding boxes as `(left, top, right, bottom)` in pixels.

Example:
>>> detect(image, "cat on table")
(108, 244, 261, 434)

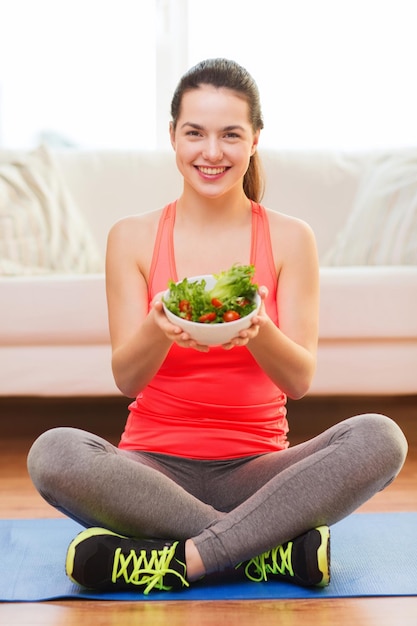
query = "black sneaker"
(66, 528, 189, 595)
(237, 525, 330, 587)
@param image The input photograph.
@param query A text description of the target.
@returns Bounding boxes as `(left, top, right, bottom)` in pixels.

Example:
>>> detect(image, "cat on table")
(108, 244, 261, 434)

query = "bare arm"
(106, 215, 212, 397)
(245, 216, 320, 399)
(106, 217, 175, 397)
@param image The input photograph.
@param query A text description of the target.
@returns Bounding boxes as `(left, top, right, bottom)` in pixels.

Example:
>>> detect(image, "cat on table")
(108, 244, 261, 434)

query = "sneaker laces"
(111, 541, 189, 594)
(239, 541, 294, 582)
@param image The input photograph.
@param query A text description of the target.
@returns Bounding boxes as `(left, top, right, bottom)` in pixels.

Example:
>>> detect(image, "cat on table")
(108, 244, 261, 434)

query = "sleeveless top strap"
(250, 201, 278, 324)
(148, 202, 177, 298)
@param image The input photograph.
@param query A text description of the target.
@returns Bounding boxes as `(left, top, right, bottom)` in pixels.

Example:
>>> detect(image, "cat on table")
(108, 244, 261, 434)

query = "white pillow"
(0, 145, 103, 275)
(322, 151, 417, 266)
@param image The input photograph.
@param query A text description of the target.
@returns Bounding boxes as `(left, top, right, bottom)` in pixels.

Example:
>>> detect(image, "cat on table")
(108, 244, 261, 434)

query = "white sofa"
(1, 147, 416, 397)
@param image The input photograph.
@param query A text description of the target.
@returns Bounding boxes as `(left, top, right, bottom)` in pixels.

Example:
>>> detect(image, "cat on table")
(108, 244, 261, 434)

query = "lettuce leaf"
(163, 264, 258, 324)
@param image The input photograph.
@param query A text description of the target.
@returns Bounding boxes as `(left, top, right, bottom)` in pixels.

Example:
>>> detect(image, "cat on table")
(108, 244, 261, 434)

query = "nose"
(202, 137, 223, 162)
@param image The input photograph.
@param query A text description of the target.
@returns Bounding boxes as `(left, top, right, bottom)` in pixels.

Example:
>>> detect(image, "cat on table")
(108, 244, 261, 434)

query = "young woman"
(28, 58, 407, 595)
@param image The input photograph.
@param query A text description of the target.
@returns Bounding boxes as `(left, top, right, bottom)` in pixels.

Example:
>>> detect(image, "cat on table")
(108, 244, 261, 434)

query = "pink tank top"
(119, 201, 289, 459)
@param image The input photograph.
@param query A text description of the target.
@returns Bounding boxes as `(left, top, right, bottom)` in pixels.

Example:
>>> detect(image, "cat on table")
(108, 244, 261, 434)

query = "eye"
(224, 132, 240, 139)
(185, 129, 202, 137)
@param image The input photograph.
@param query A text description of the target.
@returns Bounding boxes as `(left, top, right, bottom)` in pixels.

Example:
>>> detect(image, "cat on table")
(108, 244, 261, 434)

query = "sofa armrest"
(319, 266, 417, 339)
(0, 274, 109, 346)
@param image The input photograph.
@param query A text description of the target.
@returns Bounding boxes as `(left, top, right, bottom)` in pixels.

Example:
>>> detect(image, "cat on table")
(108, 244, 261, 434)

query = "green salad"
(163, 264, 258, 324)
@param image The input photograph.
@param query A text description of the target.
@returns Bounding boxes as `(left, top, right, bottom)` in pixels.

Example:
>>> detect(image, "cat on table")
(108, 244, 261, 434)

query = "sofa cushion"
(0, 145, 103, 275)
(322, 150, 417, 265)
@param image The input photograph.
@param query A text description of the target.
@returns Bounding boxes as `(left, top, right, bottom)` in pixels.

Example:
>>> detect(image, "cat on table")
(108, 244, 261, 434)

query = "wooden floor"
(1, 394, 416, 625)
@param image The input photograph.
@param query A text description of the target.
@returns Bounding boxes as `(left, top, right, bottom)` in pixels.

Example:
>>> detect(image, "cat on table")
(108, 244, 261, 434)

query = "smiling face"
(170, 85, 259, 201)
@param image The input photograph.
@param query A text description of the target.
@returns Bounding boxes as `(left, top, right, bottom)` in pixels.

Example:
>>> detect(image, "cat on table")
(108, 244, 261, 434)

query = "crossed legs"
(27, 413, 407, 578)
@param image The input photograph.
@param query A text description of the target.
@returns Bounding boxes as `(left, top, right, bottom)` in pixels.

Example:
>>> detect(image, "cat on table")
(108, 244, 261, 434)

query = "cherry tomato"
(179, 299, 191, 313)
(199, 312, 217, 323)
(223, 310, 241, 322)
(211, 298, 223, 308)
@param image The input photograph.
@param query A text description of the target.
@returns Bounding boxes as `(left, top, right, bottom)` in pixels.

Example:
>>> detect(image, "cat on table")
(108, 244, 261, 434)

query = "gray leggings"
(27, 413, 407, 575)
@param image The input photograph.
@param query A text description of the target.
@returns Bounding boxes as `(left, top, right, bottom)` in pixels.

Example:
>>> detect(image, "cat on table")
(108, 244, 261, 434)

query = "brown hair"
(170, 58, 265, 202)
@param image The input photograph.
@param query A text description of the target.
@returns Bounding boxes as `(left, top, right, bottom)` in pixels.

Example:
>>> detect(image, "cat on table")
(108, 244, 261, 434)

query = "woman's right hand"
(151, 297, 210, 352)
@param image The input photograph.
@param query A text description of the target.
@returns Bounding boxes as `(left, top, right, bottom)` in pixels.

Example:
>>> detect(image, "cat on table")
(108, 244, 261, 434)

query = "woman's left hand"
(221, 286, 269, 350)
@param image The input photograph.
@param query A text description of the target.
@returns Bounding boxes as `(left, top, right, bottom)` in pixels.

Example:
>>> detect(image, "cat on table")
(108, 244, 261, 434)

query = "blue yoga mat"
(1, 512, 416, 602)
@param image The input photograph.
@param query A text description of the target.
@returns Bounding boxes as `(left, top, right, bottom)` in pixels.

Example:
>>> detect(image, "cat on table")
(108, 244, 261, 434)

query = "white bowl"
(162, 274, 261, 346)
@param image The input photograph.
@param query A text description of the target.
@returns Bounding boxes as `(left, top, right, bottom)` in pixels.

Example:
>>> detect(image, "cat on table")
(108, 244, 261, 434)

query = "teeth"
(198, 166, 226, 175)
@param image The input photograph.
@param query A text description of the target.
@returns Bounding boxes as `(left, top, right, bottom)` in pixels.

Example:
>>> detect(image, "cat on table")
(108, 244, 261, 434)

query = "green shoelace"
(239, 541, 294, 582)
(111, 541, 189, 595)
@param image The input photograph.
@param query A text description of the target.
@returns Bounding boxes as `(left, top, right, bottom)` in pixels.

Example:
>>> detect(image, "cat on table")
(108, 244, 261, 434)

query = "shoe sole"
(315, 525, 331, 587)
(65, 527, 125, 584)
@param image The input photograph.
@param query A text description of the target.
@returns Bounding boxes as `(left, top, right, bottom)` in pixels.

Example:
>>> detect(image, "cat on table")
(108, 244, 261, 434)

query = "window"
(188, 0, 417, 151)
(1, 0, 416, 151)
(0, 0, 157, 149)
